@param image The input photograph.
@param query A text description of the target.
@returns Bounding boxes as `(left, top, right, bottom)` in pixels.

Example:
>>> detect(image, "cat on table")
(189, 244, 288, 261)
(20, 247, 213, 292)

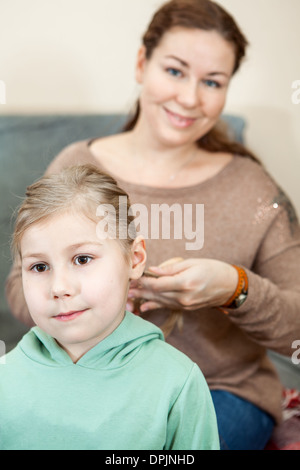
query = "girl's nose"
(51, 269, 77, 299)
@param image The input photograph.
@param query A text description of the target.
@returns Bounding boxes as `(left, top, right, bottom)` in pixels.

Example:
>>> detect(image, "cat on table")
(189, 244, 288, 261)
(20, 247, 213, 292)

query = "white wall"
(218, 0, 300, 216)
(1, 0, 300, 212)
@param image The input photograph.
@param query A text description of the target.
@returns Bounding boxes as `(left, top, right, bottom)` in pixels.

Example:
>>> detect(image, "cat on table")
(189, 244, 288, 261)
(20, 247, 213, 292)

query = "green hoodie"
(0, 312, 219, 450)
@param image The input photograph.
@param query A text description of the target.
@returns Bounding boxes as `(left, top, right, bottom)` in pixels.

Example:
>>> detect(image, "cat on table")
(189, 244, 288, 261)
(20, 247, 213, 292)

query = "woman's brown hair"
(124, 0, 259, 162)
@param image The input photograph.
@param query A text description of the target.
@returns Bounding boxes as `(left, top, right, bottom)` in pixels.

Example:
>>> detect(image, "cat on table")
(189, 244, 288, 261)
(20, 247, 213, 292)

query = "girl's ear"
(129, 236, 147, 280)
(135, 46, 147, 84)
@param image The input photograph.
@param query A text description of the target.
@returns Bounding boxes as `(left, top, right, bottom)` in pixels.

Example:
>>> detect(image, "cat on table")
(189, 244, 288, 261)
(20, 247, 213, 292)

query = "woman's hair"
(12, 164, 136, 260)
(124, 0, 259, 162)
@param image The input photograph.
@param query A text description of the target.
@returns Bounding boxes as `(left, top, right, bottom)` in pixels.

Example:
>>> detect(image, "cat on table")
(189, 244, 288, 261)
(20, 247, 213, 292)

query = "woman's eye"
(74, 255, 93, 266)
(31, 264, 49, 273)
(204, 79, 221, 88)
(166, 67, 183, 78)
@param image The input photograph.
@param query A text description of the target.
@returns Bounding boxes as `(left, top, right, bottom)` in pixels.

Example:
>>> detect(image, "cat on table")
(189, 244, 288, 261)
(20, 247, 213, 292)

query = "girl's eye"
(74, 255, 93, 266)
(166, 67, 183, 78)
(203, 79, 221, 89)
(31, 263, 49, 273)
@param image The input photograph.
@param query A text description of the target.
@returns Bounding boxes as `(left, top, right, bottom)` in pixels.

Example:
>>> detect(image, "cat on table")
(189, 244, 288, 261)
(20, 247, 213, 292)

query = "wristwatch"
(221, 265, 248, 309)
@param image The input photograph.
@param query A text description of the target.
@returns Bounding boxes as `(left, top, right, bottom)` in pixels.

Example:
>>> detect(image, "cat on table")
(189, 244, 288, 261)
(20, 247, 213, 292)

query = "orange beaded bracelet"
(221, 265, 248, 309)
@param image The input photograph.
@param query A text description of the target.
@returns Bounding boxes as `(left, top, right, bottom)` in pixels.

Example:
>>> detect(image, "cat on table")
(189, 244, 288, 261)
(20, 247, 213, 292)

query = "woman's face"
(136, 27, 236, 148)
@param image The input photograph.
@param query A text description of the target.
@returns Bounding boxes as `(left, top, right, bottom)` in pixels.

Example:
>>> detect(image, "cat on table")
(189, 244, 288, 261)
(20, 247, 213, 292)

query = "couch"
(0, 113, 299, 393)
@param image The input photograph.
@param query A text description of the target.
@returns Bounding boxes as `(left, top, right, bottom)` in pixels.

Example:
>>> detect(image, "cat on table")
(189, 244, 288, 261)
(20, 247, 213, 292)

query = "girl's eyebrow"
(165, 54, 230, 78)
(22, 252, 47, 260)
(22, 242, 104, 259)
(68, 242, 104, 251)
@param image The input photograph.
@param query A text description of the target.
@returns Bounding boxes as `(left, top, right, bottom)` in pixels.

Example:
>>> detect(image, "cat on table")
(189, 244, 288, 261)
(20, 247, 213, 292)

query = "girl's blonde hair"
(12, 164, 136, 260)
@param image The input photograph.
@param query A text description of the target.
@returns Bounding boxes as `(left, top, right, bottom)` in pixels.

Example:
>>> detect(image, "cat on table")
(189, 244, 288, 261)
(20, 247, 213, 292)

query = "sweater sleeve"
(227, 204, 300, 356)
(165, 363, 220, 450)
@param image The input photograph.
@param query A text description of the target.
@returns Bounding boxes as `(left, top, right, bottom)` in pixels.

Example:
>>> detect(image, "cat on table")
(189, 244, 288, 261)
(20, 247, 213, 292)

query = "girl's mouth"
(54, 309, 88, 322)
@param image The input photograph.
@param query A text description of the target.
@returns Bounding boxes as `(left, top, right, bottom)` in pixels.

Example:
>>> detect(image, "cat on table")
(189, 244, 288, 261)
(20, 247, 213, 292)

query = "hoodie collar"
(19, 312, 163, 369)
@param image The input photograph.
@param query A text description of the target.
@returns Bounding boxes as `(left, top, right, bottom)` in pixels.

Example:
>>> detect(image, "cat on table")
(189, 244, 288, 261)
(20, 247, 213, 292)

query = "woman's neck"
(128, 126, 201, 169)
(125, 124, 233, 188)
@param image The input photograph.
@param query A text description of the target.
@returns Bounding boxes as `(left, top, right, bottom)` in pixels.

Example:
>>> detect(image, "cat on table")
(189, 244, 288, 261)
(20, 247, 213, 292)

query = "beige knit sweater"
(6, 139, 300, 423)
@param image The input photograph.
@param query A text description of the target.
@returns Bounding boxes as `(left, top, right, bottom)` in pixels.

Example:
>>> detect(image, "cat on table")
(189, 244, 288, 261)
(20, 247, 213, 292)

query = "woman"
(6, 0, 300, 450)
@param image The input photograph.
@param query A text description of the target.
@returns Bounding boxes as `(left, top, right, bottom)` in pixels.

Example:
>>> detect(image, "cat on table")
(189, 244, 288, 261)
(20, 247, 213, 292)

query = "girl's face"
(136, 27, 236, 148)
(20, 211, 146, 362)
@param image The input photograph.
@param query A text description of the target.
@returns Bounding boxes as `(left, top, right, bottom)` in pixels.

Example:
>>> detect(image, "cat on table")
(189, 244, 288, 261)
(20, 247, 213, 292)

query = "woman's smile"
(163, 107, 198, 129)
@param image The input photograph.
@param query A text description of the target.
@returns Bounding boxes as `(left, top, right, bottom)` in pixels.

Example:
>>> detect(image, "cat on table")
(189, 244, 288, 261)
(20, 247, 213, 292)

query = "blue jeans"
(211, 390, 275, 450)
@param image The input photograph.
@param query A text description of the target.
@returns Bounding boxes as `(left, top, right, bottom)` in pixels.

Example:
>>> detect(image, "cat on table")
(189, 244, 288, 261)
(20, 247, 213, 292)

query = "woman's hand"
(128, 258, 239, 313)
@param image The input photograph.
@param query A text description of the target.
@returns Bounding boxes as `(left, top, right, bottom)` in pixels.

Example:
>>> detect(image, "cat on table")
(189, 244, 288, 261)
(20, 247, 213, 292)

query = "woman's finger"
(139, 301, 163, 313)
(138, 272, 184, 293)
(147, 258, 188, 277)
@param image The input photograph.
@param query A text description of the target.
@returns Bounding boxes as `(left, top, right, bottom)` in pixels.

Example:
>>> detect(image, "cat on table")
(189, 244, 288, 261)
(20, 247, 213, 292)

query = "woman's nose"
(176, 81, 200, 108)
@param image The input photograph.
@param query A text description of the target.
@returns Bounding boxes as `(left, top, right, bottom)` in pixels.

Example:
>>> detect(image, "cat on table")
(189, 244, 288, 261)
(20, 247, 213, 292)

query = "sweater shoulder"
(236, 156, 298, 212)
(46, 140, 95, 175)
(227, 156, 298, 223)
(233, 157, 281, 197)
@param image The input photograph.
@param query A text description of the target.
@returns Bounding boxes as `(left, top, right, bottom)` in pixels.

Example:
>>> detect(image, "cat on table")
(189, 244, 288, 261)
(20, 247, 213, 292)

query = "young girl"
(0, 164, 219, 450)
